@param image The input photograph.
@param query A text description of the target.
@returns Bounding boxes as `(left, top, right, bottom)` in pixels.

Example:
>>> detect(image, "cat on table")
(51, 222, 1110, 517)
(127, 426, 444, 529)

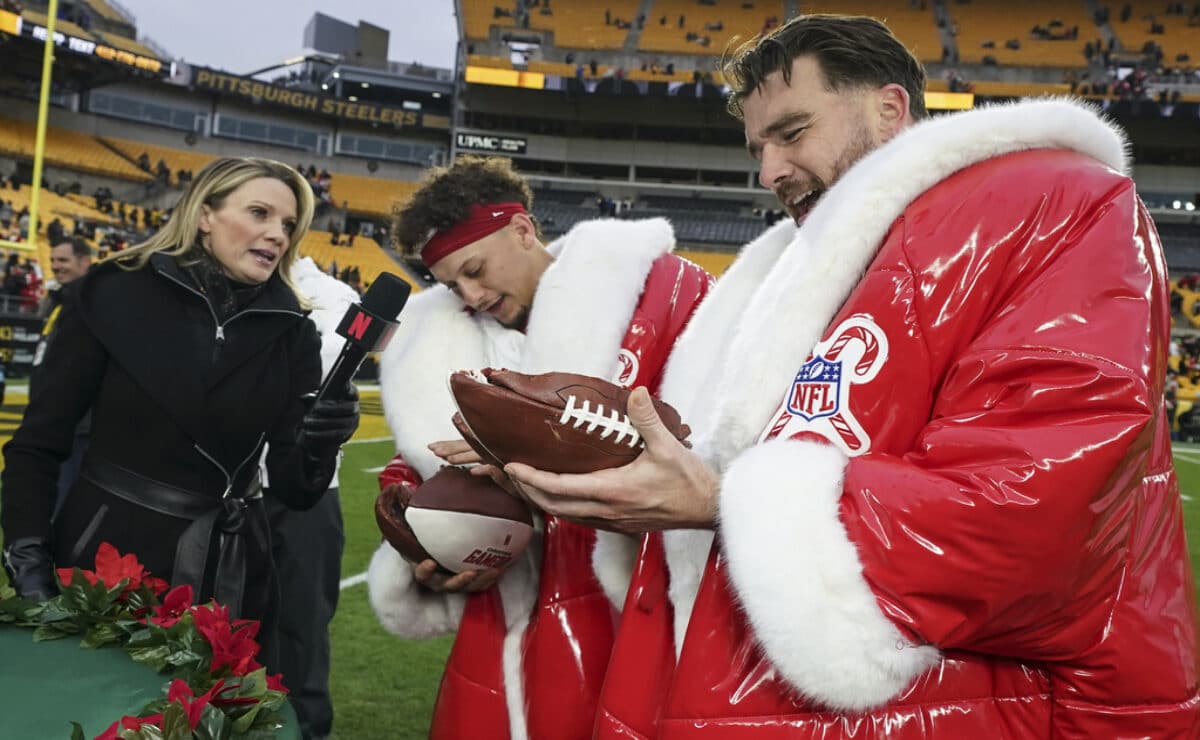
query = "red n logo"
(347, 311, 373, 340)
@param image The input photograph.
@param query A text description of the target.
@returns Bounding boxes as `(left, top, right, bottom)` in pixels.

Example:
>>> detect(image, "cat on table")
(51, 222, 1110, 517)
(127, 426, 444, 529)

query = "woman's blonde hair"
(112, 157, 315, 305)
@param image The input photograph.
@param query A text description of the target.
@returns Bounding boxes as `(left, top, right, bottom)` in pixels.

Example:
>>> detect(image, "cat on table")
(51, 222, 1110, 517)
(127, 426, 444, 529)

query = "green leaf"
(229, 703, 262, 734)
(193, 704, 233, 740)
(69, 721, 86, 740)
(126, 643, 173, 672)
(31, 623, 73, 641)
(82, 622, 122, 649)
(159, 701, 191, 740)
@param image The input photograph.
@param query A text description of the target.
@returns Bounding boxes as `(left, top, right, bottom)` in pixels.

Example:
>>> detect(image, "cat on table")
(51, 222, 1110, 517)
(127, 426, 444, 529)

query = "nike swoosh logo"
(492, 211, 503, 217)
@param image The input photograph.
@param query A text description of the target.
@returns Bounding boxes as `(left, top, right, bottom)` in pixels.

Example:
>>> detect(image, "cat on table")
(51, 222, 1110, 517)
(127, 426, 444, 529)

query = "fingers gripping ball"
(449, 369, 691, 474)
(374, 466, 534, 573)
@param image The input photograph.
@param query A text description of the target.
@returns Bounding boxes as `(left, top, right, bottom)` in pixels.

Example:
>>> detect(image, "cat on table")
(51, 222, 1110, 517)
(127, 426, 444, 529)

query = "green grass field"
(4, 389, 1200, 739)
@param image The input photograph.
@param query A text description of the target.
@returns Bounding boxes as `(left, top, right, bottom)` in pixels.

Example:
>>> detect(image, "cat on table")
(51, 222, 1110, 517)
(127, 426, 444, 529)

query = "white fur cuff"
(366, 542, 465, 639)
(719, 439, 940, 711)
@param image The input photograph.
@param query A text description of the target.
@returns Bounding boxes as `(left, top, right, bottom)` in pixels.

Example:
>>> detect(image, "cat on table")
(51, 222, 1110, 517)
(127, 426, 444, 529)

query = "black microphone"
(316, 272, 411, 401)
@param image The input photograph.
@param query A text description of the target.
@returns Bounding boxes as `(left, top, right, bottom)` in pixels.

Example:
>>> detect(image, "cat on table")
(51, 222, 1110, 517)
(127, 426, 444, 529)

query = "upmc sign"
(456, 133, 528, 155)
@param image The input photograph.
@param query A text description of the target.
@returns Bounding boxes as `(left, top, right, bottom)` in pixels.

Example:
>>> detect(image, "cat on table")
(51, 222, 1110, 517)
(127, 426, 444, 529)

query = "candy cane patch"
(762, 315, 889, 455)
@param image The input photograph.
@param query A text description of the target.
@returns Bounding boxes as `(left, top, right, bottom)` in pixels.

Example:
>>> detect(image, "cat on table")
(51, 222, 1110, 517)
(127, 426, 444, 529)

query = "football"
(374, 466, 535, 574)
(448, 369, 691, 474)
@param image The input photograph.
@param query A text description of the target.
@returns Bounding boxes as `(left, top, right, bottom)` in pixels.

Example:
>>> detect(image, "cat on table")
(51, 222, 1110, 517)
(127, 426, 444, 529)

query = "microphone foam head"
(361, 273, 411, 320)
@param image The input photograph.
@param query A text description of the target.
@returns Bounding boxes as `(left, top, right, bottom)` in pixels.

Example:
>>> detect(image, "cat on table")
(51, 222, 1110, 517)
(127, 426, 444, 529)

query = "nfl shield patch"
(788, 355, 841, 421)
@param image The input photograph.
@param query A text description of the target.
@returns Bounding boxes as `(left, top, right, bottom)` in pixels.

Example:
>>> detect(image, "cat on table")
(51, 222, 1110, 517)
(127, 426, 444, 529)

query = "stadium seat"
(1112, 1, 1200, 67)
(529, 1, 641, 50)
(638, 0, 786, 55)
(297, 229, 419, 293)
(948, 0, 1095, 67)
(0, 117, 153, 182)
(101, 137, 218, 184)
(801, 0, 944, 62)
(328, 175, 419, 219)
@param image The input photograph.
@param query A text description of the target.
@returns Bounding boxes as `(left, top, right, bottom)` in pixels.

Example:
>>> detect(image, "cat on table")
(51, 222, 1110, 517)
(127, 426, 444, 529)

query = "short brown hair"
(723, 14, 928, 122)
(393, 156, 537, 258)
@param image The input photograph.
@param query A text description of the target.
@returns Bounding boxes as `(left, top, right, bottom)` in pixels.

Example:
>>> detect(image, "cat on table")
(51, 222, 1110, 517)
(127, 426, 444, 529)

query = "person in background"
(32, 236, 96, 512)
(263, 256, 360, 740)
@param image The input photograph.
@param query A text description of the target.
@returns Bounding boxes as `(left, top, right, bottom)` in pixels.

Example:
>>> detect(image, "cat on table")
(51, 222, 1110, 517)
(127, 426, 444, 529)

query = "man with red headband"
(365, 156, 711, 739)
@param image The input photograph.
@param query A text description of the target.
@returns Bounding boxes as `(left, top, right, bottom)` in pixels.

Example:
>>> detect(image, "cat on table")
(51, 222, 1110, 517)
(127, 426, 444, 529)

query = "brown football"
(374, 466, 534, 573)
(448, 369, 691, 474)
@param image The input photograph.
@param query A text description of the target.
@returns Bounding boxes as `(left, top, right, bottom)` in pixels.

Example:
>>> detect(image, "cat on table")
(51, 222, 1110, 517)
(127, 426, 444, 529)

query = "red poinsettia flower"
(143, 584, 193, 628)
(92, 712, 164, 740)
(266, 672, 289, 694)
(144, 575, 169, 596)
(166, 678, 224, 729)
(59, 543, 155, 598)
(190, 602, 263, 676)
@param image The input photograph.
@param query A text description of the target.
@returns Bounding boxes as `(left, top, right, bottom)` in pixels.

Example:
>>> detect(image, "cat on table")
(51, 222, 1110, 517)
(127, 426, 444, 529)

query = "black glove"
(2, 537, 57, 601)
(298, 384, 360, 456)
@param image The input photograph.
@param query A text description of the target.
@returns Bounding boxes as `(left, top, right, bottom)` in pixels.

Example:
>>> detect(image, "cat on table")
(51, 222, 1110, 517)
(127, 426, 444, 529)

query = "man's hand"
(413, 559, 502, 593)
(428, 439, 482, 466)
(504, 387, 719, 534)
(386, 480, 504, 593)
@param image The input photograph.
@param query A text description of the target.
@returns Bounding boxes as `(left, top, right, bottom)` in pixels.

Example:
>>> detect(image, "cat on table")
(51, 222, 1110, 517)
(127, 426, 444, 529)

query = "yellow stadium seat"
(948, 0, 1094, 67)
(639, 0, 786, 56)
(101, 137, 218, 184)
(298, 230, 420, 293)
(329, 175, 420, 220)
(0, 117, 153, 182)
(1112, 2, 1200, 68)
(798, 0, 944, 62)
(676, 248, 736, 277)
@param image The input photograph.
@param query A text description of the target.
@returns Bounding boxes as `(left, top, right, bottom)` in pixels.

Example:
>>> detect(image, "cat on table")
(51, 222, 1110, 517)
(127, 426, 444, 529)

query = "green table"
(0, 625, 301, 739)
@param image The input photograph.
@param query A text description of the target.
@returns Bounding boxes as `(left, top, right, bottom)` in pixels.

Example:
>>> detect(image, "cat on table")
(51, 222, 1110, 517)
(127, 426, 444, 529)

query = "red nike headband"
(420, 202, 527, 268)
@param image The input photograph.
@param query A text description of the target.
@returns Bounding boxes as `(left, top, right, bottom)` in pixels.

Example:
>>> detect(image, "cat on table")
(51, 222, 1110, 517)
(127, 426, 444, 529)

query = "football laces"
(558, 395, 641, 447)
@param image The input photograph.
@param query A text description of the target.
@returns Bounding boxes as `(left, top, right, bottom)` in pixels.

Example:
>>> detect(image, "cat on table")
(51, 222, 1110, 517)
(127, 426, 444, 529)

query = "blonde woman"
(1, 158, 358, 654)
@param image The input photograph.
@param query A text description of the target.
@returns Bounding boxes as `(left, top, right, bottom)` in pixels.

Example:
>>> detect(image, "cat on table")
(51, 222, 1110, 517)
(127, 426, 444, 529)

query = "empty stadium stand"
(101, 137, 218, 183)
(328, 175, 419, 219)
(800, 0, 944, 62)
(639, 0, 785, 55)
(676, 247, 736, 276)
(948, 0, 1096, 67)
(1112, 1, 1200, 65)
(530, 0, 641, 50)
(297, 229, 418, 293)
(0, 118, 152, 182)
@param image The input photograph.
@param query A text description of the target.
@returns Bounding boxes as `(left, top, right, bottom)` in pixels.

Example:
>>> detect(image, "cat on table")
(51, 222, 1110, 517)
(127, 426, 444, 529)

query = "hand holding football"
(374, 466, 534, 574)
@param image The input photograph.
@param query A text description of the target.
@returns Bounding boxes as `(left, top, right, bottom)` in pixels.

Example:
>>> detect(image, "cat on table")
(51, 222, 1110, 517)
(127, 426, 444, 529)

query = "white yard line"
(339, 572, 368, 590)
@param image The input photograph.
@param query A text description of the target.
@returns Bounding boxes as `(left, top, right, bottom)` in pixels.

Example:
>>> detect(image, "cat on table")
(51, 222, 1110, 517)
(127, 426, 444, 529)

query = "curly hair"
(723, 14, 927, 122)
(393, 156, 538, 258)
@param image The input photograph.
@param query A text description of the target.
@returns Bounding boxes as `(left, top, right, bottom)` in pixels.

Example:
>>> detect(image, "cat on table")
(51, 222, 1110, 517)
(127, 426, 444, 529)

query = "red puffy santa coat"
(367, 217, 710, 739)
(594, 99, 1200, 738)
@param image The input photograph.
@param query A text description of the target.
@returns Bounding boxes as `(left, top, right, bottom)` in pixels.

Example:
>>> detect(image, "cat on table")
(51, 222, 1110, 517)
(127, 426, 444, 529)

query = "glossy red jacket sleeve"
(841, 178, 1164, 661)
(378, 451, 423, 492)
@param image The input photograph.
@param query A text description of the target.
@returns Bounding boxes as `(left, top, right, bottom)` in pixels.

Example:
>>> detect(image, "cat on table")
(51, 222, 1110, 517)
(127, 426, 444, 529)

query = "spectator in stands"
(1, 158, 359, 674)
(156, 158, 171, 183)
(137, 151, 151, 171)
(46, 217, 64, 246)
(505, 14, 1199, 739)
(366, 155, 711, 739)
